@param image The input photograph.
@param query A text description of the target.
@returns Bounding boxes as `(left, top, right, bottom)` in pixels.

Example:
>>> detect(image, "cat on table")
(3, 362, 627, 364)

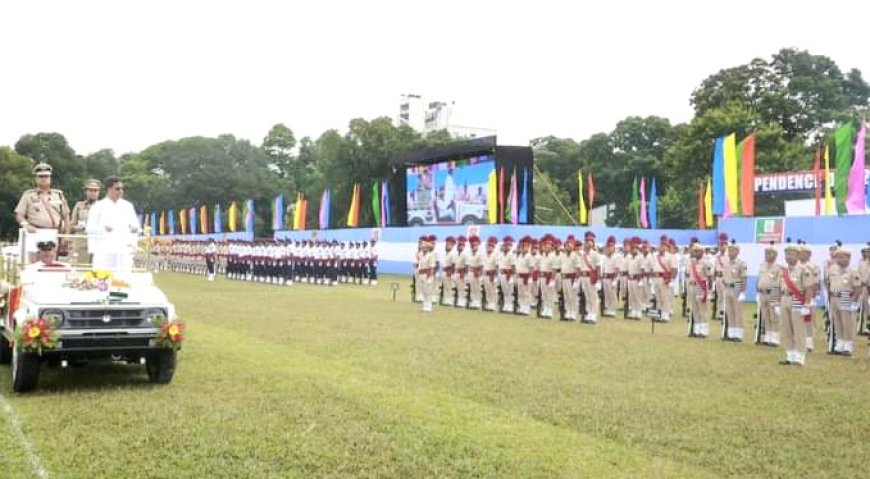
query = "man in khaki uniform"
(467, 236, 484, 309)
(539, 235, 557, 319)
(601, 236, 619, 317)
(720, 240, 748, 341)
(618, 238, 631, 311)
(15, 163, 71, 256)
(711, 233, 729, 321)
(454, 236, 469, 307)
(482, 237, 499, 311)
(70, 178, 102, 265)
(440, 237, 458, 306)
(515, 237, 533, 315)
(413, 236, 425, 302)
(756, 243, 782, 346)
(687, 240, 712, 338)
(859, 244, 870, 335)
(798, 243, 820, 352)
(578, 231, 601, 323)
(826, 247, 862, 356)
(560, 235, 580, 321)
(649, 236, 677, 322)
(418, 235, 437, 313)
(626, 238, 645, 319)
(529, 239, 541, 313)
(497, 236, 516, 313)
(779, 241, 814, 366)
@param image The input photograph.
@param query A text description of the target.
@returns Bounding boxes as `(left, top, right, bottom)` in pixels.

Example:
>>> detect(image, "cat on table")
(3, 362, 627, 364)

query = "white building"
(397, 94, 496, 139)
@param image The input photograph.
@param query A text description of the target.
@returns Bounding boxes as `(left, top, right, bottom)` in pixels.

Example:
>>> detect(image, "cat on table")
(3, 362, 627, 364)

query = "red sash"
(690, 261, 707, 303)
(781, 267, 806, 304)
(582, 254, 598, 284)
(656, 256, 671, 282)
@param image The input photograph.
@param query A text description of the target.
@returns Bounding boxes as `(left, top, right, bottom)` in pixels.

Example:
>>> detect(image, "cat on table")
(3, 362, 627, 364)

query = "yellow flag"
(228, 202, 238, 232)
(487, 170, 497, 224)
(578, 170, 587, 224)
(823, 145, 834, 215)
(704, 178, 713, 227)
(723, 133, 739, 215)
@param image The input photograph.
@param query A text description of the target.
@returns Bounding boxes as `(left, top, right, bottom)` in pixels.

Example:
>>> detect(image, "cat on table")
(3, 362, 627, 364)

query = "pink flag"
(639, 177, 649, 228)
(510, 169, 519, 225)
(846, 121, 867, 213)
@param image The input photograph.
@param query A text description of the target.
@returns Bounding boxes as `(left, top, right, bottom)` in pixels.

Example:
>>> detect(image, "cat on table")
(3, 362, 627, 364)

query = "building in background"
(397, 94, 496, 139)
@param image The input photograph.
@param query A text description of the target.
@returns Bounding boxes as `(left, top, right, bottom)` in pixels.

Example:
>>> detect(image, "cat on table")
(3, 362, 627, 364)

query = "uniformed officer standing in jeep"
(15, 163, 71, 254)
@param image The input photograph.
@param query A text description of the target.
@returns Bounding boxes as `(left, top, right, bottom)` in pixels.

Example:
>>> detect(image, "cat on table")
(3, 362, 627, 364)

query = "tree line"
(2, 47, 868, 240)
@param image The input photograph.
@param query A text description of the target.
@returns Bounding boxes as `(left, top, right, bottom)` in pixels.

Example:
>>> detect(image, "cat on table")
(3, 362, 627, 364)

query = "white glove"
(548, 281, 555, 289)
(850, 303, 860, 312)
(611, 280, 617, 287)
(738, 292, 746, 302)
(452, 273, 459, 282)
(595, 282, 602, 292)
(572, 280, 580, 291)
(798, 305, 811, 316)
(773, 306, 781, 315)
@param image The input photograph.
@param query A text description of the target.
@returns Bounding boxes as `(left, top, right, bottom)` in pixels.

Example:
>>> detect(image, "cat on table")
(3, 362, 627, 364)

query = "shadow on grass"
(4, 360, 166, 395)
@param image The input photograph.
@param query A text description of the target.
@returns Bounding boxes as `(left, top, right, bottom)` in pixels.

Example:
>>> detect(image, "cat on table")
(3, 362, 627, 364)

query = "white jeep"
(0, 234, 179, 393)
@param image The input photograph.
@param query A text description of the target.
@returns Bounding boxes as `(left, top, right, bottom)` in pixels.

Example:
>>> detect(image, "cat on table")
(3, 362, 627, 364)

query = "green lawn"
(2, 273, 870, 478)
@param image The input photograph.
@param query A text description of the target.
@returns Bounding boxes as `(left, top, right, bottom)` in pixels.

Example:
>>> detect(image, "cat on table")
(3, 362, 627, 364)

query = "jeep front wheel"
(0, 333, 11, 365)
(11, 348, 40, 393)
(146, 350, 176, 384)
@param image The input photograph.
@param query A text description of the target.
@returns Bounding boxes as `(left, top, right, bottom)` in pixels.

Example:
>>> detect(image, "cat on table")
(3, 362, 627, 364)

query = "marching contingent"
(412, 232, 870, 366)
(153, 238, 379, 286)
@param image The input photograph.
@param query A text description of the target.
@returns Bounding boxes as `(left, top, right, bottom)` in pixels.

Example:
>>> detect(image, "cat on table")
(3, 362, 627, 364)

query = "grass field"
(2, 273, 870, 478)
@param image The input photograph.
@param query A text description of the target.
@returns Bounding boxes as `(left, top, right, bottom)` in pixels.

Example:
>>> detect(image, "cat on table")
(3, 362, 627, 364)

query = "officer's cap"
(84, 178, 102, 190)
(33, 162, 53, 175)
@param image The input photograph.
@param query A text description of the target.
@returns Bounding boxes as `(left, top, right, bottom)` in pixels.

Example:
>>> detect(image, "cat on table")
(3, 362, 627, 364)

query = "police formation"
(412, 233, 870, 367)
(154, 239, 379, 286)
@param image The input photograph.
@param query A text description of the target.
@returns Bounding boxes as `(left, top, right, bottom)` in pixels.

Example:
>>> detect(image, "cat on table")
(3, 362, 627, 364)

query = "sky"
(2, 0, 869, 156)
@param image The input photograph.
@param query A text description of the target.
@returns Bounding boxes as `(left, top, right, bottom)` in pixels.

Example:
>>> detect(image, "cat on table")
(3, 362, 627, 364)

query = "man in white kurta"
(86, 177, 140, 271)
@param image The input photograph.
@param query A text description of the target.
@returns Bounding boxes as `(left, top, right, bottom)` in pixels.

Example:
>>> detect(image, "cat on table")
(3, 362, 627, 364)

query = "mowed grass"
(3, 273, 870, 478)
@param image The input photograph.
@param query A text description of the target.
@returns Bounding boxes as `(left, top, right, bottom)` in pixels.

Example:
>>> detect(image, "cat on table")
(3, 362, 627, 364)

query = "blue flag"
(245, 199, 255, 232)
(712, 137, 725, 216)
(649, 177, 658, 229)
(519, 169, 529, 223)
(189, 207, 197, 235)
(214, 203, 222, 234)
(150, 212, 157, 235)
(168, 209, 175, 235)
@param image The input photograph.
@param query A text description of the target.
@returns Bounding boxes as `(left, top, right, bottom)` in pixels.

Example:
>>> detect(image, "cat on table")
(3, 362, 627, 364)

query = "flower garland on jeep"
(13, 316, 60, 355)
(153, 316, 186, 351)
(66, 269, 115, 291)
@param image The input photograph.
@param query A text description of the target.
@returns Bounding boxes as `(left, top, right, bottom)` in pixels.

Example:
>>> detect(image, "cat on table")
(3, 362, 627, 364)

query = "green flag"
(631, 177, 639, 227)
(833, 121, 856, 215)
(371, 181, 381, 227)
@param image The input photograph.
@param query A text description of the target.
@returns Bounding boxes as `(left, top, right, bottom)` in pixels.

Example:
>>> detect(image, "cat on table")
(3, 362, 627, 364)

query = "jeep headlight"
(145, 308, 167, 325)
(40, 309, 64, 326)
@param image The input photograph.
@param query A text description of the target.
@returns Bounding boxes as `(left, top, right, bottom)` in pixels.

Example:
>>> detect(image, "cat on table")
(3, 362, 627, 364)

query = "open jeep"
(0, 232, 181, 393)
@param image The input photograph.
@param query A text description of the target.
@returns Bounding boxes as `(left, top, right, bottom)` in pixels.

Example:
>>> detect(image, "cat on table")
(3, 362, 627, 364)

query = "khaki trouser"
(758, 292, 779, 340)
(830, 294, 855, 346)
(517, 275, 531, 312)
(780, 295, 807, 354)
(629, 278, 644, 313)
(421, 272, 435, 303)
(603, 276, 617, 312)
(541, 275, 556, 316)
(723, 285, 743, 333)
(441, 273, 455, 305)
(529, 276, 540, 307)
(689, 283, 708, 326)
(469, 273, 482, 307)
(715, 277, 725, 316)
(561, 275, 578, 318)
(651, 278, 668, 314)
(499, 274, 515, 311)
(581, 276, 598, 319)
(483, 273, 498, 309)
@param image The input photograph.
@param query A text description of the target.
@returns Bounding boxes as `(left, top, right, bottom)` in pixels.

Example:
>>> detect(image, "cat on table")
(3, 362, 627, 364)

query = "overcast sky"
(2, 0, 868, 156)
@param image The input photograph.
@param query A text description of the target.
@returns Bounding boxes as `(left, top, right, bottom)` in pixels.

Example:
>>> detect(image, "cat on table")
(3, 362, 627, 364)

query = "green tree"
(0, 146, 35, 239)
(14, 132, 83, 200)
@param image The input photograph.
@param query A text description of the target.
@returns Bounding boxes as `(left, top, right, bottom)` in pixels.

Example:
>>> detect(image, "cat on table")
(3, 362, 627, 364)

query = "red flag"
(813, 148, 821, 216)
(588, 171, 596, 208)
(739, 134, 756, 216)
(697, 181, 705, 229)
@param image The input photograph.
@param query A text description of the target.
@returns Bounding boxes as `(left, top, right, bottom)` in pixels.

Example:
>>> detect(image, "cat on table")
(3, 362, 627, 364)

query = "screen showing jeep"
(405, 154, 493, 225)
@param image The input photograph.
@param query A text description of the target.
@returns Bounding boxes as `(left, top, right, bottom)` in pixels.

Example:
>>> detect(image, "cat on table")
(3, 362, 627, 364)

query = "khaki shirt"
(827, 264, 861, 297)
(578, 250, 600, 273)
(722, 257, 747, 286)
(801, 261, 820, 288)
(467, 249, 483, 269)
(757, 261, 781, 292)
(454, 249, 467, 270)
(516, 253, 532, 275)
(687, 258, 711, 287)
(649, 252, 677, 277)
(71, 200, 96, 232)
(560, 251, 578, 274)
(539, 252, 556, 274)
(496, 251, 515, 271)
(858, 260, 870, 287)
(627, 255, 644, 278)
(483, 251, 498, 272)
(778, 263, 810, 303)
(417, 251, 436, 273)
(15, 188, 70, 229)
(601, 254, 619, 276)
